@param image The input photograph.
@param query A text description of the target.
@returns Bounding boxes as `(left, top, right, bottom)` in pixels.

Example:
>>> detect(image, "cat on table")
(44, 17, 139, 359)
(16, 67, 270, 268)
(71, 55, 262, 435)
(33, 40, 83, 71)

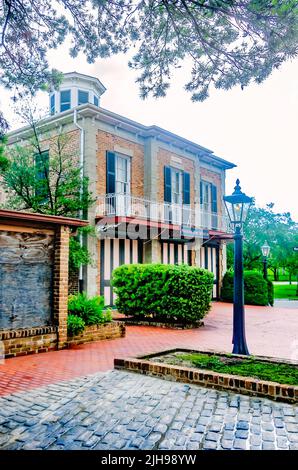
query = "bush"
(68, 292, 110, 325)
(221, 270, 270, 306)
(112, 263, 214, 323)
(67, 314, 85, 336)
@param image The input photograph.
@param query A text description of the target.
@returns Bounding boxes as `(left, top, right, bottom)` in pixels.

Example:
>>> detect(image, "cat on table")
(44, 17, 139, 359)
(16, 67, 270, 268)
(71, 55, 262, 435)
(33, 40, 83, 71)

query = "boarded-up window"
(0, 231, 54, 330)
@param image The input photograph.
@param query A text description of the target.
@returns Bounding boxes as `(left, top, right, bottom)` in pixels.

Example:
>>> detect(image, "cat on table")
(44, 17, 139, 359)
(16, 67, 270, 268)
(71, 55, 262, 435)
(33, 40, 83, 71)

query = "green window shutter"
(164, 166, 172, 203)
(211, 184, 218, 213)
(200, 181, 203, 205)
(106, 152, 116, 194)
(183, 172, 190, 204)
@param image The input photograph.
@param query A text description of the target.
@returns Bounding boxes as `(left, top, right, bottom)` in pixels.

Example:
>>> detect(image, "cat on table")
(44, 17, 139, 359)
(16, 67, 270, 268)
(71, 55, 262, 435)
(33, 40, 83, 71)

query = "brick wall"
(53, 225, 70, 349)
(156, 148, 195, 203)
(96, 130, 144, 197)
(1, 326, 58, 358)
(68, 269, 79, 295)
(66, 321, 125, 347)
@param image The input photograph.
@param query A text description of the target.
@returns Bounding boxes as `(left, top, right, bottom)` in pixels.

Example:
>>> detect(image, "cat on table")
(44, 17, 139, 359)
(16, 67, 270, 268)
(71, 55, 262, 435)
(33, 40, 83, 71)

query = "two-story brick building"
(6, 72, 235, 305)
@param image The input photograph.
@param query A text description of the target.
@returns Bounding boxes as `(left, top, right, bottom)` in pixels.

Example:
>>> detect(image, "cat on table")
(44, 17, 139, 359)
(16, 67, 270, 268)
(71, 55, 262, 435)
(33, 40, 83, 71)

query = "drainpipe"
(73, 108, 85, 293)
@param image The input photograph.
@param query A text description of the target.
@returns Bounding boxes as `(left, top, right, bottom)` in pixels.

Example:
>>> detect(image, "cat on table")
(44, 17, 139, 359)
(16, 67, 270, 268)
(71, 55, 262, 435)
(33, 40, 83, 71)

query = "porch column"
(218, 242, 227, 293)
(144, 239, 161, 263)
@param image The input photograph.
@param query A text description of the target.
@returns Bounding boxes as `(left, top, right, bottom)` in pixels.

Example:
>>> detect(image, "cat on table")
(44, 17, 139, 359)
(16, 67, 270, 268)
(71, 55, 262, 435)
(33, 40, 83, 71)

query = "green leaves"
(221, 270, 272, 306)
(112, 263, 214, 322)
(0, 131, 94, 217)
(2, 0, 298, 122)
(68, 292, 110, 326)
(67, 314, 85, 336)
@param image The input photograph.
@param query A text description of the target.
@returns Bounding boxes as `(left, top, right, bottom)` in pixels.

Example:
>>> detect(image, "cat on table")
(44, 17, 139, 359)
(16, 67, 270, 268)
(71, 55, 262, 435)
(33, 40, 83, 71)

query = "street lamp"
(261, 241, 270, 280)
(223, 179, 253, 355)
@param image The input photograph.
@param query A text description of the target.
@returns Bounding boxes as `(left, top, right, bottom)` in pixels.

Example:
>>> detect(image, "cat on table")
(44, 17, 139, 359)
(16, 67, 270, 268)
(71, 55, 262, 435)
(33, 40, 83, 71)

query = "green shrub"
(68, 292, 110, 325)
(67, 314, 85, 336)
(112, 263, 214, 323)
(221, 270, 270, 306)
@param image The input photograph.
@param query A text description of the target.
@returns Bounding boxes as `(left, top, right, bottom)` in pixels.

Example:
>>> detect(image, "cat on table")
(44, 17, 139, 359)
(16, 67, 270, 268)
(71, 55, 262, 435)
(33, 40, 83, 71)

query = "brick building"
(6, 72, 235, 305)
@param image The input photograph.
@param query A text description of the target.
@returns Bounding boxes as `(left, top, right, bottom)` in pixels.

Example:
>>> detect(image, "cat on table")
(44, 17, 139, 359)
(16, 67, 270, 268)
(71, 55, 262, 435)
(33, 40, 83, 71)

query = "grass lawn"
(175, 353, 298, 386)
(273, 284, 298, 300)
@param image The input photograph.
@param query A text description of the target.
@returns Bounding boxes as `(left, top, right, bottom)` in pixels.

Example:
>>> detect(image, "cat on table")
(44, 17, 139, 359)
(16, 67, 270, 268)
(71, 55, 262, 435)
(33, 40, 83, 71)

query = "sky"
(1, 42, 298, 221)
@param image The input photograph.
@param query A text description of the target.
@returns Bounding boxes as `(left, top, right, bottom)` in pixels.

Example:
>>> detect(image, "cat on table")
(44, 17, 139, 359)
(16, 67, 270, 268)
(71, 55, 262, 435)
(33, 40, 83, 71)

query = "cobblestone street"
(0, 370, 297, 451)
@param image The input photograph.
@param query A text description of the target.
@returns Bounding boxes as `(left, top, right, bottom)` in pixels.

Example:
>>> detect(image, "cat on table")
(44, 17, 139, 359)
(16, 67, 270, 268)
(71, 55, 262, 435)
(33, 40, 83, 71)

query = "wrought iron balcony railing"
(96, 193, 230, 232)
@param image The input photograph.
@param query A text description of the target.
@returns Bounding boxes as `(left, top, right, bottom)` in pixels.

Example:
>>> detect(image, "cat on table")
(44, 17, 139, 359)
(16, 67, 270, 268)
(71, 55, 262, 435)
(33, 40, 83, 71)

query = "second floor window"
(171, 168, 183, 205)
(78, 90, 89, 106)
(106, 152, 131, 195)
(164, 166, 190, 205)
(200, 180, 218, 213)
(116, 154, 130, 195)
(94, 95, 99, 107)
(60, 90, 71, 112)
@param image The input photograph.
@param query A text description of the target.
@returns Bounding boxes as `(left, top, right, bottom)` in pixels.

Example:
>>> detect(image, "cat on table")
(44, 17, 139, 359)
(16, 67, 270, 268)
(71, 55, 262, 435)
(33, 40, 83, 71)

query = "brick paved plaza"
(1, 302, 297, 397)
(0, 302, 297, 451)
(0, 371, 297, 451)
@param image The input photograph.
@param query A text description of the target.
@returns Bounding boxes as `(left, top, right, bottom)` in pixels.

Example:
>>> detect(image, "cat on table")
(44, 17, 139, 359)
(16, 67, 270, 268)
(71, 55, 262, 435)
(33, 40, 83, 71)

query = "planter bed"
(114, 316, 204, 329)
(114, 348, 298, 404)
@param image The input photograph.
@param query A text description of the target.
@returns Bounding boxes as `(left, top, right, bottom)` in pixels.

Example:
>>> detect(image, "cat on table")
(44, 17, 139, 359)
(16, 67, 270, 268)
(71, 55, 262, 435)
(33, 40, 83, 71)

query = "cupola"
(49, 72, 106, 115)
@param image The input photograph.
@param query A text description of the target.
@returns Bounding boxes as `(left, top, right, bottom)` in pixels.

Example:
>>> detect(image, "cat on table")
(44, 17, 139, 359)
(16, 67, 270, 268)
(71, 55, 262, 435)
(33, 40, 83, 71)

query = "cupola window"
(60, 90, 71, 112)
(78, 90, 89, 106)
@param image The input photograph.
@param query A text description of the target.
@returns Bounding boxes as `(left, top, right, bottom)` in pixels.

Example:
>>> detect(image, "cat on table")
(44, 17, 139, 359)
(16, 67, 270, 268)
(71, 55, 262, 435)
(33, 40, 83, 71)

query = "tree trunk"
(289, 272, 292, 285)
(273, 267, 278, 281)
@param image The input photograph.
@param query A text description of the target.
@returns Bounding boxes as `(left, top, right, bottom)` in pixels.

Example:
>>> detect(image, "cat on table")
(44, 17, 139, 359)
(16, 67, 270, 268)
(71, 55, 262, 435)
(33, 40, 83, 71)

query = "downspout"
(73, 108, 85, 292)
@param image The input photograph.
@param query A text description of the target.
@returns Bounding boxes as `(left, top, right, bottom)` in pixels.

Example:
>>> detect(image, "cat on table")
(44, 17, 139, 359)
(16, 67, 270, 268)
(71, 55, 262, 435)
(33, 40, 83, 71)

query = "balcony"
(96, 194, 230, 234)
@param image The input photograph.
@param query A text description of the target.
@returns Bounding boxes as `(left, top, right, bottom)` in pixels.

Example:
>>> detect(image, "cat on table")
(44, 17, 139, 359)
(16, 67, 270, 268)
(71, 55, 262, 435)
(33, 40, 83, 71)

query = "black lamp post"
(223, 179, 253, 356)
(261, 241, 270, 280)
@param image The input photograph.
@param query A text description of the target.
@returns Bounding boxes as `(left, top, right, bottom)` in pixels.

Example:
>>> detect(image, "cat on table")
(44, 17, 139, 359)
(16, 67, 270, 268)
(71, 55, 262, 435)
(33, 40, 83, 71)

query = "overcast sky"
(1, 43, 297, 221)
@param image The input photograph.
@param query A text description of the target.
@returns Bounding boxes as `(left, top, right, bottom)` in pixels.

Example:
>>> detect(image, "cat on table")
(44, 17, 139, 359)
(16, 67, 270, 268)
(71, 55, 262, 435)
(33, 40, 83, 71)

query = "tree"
(1, 134, 94, 217)
(1, 1, 298, 133)
(0, 135, 9, 170)
(0, 104, 95, 274)
(228, 202, 298, 281)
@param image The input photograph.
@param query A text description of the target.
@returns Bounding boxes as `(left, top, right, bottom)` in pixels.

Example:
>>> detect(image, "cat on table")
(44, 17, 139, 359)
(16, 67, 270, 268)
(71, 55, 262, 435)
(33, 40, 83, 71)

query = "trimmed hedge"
(221, 270, 273, 306)
(112, 263, 214, 323)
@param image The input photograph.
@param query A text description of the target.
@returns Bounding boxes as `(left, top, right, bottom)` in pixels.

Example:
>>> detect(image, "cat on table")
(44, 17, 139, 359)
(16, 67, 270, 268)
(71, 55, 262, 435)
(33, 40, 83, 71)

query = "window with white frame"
(115, 154, 130, 195)
(78, 90, 89, 106)
(201, 181, 211, 212)
(171, 168, 183, 205)
(60, 90, 71, 112)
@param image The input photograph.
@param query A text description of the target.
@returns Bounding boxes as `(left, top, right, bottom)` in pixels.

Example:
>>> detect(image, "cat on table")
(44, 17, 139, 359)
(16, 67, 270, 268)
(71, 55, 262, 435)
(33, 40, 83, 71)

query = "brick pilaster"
(53, 225, 70, 349)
